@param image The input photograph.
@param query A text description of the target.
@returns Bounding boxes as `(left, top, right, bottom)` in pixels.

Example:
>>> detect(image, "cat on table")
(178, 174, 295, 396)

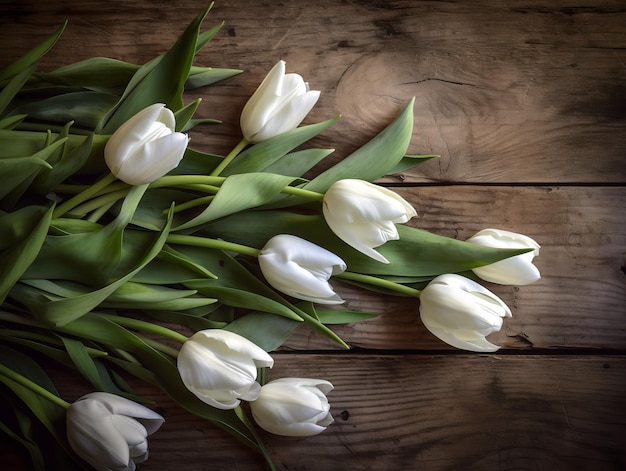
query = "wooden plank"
(1, 0, 624, 183)
(8, 355, 621, 471)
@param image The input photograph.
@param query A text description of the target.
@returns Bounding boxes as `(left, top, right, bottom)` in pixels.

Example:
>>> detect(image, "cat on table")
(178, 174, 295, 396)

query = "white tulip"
(177, 329, 273, 410)
(240, 60, 320, 143)
(66, 392, 164, 471)
(258, 234, 347, 304)
(322, 179, 417, 264)
(250, 377, 334, 436)
(104, 103, 188, 185)
(466, 228, 541, 285)
(419, 274, 512, 352)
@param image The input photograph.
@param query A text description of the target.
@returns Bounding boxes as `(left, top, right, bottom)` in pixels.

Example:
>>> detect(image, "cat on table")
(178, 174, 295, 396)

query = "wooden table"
(1, 1, 625, 469)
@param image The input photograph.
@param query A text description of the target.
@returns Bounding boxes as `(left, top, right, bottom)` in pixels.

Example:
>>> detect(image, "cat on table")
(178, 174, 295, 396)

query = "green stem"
(335, 271, 422, 297)
(209, 137, 249, 176)
(167, 234, 261, 258)
(0, 363, 70, 409)
(138, 335, 180, 359)
(53, 172, 118, 218)
(70, 189, 130, 216)
(97, 314, 189, 344)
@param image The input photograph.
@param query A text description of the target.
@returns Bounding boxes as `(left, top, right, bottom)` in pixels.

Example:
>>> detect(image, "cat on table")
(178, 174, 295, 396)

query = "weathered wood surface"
(1, 0, 625, 470)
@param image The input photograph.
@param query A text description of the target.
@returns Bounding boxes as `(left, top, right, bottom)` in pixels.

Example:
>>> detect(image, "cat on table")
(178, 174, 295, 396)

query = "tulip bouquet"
(0, 4, 541, 471)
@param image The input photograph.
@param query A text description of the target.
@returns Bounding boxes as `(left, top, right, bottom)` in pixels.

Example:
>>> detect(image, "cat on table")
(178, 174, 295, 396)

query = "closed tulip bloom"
(104, 103, 188, 185)
(66, 392, 164, 471)
(258, 234, 347, 304)
(177, 329, 274, 410)
(240, 60, 320, 143)
(419, 274, 512, 352)
(250, 378, 334, 436)
(322, 179, 417, 264)
(466, 228, 541, 285)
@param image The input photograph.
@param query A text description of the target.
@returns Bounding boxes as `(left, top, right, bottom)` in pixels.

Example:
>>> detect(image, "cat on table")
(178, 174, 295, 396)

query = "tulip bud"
(177, 329, 273, 410)
(258, 234, 347, 304)
(466, 228, 541, 285)
(104, 103, 188, 185)
(250, 377, 334, 436)
(66, 392, 164, 471)
(240, 60, 320, 143)
(419, 274, 512, 352)
(322, 179, 417, 264)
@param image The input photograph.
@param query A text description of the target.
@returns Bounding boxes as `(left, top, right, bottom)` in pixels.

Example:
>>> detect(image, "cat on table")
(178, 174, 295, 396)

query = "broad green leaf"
(303, 97, 415, 192)
(100, 6, 212, 133)
(33, 57, 139, 88)
(174, 98, 202, 132)
(0, 21, 67, 83)
(59, 336, 104, 390)
(173, 172, 298, 231)
(221, 117, 339, 176)
(263, 148, 335, 178)
(0, 205, 53, 304)
(9, 91, 119, 129)
(225, 311, 300, 352)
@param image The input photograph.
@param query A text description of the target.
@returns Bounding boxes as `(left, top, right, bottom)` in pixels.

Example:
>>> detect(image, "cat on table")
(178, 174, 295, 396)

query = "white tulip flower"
(177, 329, 273, 410)
(467, 228, 541, 285)
(250, 377, 334, 437)
(104, 103, 188, 185)
(322, 179, 417, 264)
(66, 392, 164, 471)
(240, 60, 320, 143)
(419, 274, 512, 352)
(258, 234, 347, 304)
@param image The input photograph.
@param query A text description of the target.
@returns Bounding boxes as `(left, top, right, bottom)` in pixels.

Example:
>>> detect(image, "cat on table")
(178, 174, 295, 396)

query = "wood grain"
(1, 0, 624, 183)
(1, 1, 625, 470)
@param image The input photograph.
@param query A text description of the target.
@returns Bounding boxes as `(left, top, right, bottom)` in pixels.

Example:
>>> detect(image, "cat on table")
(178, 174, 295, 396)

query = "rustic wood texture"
(1, 0, 625, 470)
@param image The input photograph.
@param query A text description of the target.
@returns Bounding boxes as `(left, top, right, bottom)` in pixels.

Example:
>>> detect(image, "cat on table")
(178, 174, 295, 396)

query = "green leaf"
(0, 205, 53, 304)
(59, 336, 104, 390)
(99, 6, 213, 133)
(174, 98, 202, 132)
(263, 148, 335, 178)
(33, 57, 139, 88)
(313, 308, 378, 325)
(0, 114, 27, 130)
(173, 172, 298, 231)
(0, 61, 38, 116)
(389, 154, 440, 174)
(221, 117, 338, 176)
(303, 97, 415, 192)
(9, 91, 119, 129)
(186, 67, 242, 89)
(225, 311, 300, 352)
(0, 21, 67, 83)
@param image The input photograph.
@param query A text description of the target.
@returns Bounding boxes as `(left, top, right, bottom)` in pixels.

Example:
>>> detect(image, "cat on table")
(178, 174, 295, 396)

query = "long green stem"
(0, 363, 70, 409)
(167, 233, 261, 257)
(335, 271, 422, 297)
(53, 172, 118, 218)
(97, 314, 189, 344)
(209, 137, 249, 176)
